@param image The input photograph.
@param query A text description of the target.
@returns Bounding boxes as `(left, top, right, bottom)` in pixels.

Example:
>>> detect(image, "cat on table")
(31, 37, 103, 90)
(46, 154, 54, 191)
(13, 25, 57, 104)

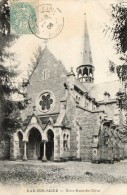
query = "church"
(1, 17, 127, 163)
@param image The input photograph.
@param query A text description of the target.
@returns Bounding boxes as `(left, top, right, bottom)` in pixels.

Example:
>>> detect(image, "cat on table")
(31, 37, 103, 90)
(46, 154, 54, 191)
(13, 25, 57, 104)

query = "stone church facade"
(1, 18, 127, 163)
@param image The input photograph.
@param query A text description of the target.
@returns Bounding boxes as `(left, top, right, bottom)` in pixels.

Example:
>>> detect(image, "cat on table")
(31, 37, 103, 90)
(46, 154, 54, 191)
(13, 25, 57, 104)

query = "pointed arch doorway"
(27, 127, 42, 160)
(39, 129, 54, 161)
(46, 129, 54, 160)
(40, 129, 54, 161)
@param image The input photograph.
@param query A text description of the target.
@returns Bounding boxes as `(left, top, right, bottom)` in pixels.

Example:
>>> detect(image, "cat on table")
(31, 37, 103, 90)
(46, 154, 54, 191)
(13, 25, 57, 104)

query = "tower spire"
(82, 13, 93, 65)
(76, 13, 94, 85)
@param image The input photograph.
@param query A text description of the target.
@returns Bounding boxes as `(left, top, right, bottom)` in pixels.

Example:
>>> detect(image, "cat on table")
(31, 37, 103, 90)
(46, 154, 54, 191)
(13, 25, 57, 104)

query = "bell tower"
(76, 14, 94, 85)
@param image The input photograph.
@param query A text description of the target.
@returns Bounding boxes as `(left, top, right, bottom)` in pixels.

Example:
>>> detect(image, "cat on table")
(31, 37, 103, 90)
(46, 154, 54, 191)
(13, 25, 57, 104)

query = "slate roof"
(22, 114, 59, 131)
(29, 46, 68, 82)
(89, 80, 123, 102)
(39, 115, 58, 125)
(74, 77, 88, 94)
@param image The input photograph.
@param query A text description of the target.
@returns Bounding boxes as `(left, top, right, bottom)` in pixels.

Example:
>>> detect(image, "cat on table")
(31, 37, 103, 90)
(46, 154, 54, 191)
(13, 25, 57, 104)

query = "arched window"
(75, 96, 81, 104)
(63, 133, 70, 150)
(63, 134, 67, 150)
(42, 69, 49, 80)
(67, 134, 69, 150)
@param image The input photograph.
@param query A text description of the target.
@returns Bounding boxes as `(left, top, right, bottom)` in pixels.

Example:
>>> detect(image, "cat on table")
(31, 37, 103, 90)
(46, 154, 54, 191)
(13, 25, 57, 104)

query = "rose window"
(39, 92, 53, 111)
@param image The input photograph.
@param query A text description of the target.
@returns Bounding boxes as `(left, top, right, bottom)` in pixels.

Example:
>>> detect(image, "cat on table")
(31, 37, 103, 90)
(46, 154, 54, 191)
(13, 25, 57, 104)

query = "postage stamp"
(10, 0, 38, 34)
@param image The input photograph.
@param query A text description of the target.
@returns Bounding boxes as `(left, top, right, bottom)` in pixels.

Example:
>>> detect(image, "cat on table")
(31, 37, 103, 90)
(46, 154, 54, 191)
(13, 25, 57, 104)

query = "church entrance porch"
(27, 127, 42, 160)
(23, 127, 54, 161)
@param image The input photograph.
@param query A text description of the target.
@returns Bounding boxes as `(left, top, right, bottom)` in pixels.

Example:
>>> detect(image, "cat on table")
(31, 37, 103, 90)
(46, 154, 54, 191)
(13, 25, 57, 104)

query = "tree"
(28, 46, 44, 78)
(104, 2, 127, 82)
(0, 0, 29, 139)
(103, 2, 127, 148)
(110, 2, 127, 54)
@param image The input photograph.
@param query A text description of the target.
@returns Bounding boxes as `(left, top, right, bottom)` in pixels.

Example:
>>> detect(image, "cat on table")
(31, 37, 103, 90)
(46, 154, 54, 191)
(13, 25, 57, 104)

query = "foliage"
(109, 61, 127, 82)
(104, 3, 127, 81)
(109, 2, 127, 54)
(0, 0, 29, 137)
(28, 46, 44, 78)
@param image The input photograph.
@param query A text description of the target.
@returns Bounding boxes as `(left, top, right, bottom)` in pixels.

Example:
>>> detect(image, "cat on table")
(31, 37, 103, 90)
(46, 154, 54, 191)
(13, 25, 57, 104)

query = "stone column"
(23, 141, 27, 161)
(87, 67, 90, 76)
(50, 142, 54, 161)
(81, 67, 84, 76)
(42, 140, 47, 162)
(60, 131, 63, 158)
(54, 128, 60, 161)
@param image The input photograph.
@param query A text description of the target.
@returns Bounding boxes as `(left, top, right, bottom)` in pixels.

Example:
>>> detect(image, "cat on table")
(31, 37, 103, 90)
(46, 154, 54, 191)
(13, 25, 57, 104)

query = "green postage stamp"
(10, 0, 38, 34)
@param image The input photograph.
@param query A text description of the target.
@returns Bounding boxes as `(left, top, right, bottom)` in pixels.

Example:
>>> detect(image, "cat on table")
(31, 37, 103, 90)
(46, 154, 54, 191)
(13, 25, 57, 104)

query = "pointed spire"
(82, 13, 93, 65)
(76, 13, 94, 84)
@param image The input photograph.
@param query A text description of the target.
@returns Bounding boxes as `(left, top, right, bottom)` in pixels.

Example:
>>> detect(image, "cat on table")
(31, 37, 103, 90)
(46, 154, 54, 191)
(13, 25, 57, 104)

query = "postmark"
(10, 0, 37, 34)
(29, 4, 64, 39)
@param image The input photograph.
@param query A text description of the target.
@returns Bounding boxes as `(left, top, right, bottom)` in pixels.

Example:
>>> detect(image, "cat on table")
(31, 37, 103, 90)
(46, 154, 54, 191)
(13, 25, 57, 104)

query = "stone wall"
(65, 94, 77, 158)
(60, 128, 70, 159)
(99, 124, 109, 161)
(54, 128, 61, 161)
(23, 48, 67, 119)
(76, 107, 100, 161)
(0, 138, 10, 159)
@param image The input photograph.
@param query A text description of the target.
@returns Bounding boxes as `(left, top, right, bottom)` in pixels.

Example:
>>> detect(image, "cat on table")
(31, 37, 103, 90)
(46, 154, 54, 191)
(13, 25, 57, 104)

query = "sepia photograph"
(0, 0, 127, 194)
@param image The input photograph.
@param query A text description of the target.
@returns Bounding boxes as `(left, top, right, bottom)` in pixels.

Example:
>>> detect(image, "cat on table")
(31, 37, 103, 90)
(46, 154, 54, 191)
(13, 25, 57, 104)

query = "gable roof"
(29, 46, 68, 82)
(22, 113, 44, 131)
(90, 80, 123, 102)
(22, 113, 59, 131)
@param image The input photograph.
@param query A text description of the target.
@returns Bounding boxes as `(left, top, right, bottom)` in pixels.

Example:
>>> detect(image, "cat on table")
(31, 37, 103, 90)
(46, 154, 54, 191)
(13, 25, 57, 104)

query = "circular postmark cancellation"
(29, 4, 64, 39)
(10, 2, 37, 34)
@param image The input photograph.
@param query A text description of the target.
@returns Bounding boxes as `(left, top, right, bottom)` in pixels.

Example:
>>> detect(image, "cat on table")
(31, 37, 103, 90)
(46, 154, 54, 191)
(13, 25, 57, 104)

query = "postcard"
(0, 0, 127, 194)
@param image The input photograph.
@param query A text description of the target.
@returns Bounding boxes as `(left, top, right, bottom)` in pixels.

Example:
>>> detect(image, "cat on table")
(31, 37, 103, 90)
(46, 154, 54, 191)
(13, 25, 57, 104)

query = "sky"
(10, 0, 123, 84)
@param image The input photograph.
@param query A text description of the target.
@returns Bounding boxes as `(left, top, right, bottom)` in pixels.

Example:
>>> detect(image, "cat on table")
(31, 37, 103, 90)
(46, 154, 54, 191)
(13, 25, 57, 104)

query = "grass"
(0, 160, 127, 186)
